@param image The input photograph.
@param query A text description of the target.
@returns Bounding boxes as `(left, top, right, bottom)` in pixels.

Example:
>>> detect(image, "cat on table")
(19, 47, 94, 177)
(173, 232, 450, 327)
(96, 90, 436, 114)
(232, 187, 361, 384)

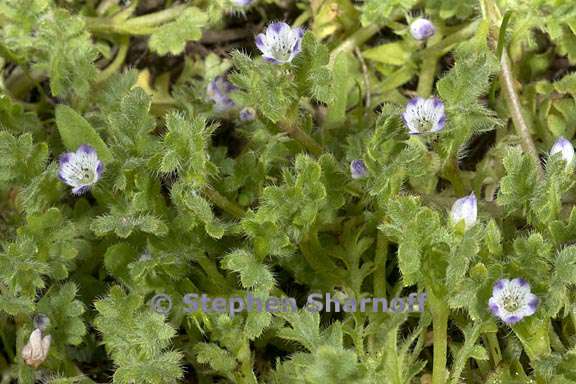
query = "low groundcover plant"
(1, 0, 576, 383)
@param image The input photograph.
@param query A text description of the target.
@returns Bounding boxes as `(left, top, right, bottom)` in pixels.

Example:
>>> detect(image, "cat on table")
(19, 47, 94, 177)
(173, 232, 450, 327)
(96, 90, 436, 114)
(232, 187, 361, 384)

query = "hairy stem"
(499, 54, 543, 177)
(482, 0, 544, 178)
(416, 31, 443, 98)
(278, 119, 323, 156)
(86, 4, 186, 35)
(96, 36, 130, 83)
(414, 20, 481, 60)
(330, 24, 380, 64)
(484, 332, 502, 367)
(430, 291, 449, 384)
(373, 233, 388, 297)
(201, 186, 245, 218)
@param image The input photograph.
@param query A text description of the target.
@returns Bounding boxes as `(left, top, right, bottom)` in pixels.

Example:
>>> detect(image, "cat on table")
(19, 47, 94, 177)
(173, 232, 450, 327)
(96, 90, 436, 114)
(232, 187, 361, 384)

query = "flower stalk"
(429, 290, 449, 384)
(481, 0, 544, 178)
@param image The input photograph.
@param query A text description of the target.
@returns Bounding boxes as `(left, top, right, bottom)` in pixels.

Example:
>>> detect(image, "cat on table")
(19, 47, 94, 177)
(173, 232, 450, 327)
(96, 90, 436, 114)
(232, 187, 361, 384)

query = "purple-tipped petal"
(255, 34, 266, 51)
(96, 161, 104, 177)
(432, 97, 444, 109)
(72, 185, 89, 195)
(291, 38, 302, 56)
(57, 170, 67, 182)
(513, 278, 528, 287)
(407, 97, 420, 106)
(59, 153, 72, 166)
(77, 144, 96, 155)
(504, 315, 521, 324)
(493, 279, 506, 293)
(435, 115, 446, 131)
(528, 295, 539, 311)
(488, 301, 499, 316)
(269, 22, 288, 34)
(263, 56, 281, 64)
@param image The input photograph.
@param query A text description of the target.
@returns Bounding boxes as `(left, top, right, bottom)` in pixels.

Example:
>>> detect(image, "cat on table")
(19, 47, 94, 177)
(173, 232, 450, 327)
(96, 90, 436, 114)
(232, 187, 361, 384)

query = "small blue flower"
(239, 107, 256, 121)
(350, 160, 367, 179)
(255, 22, 304, 64)
(450, 193, 477, 230)
(550, 136, 574, 165)
(489, 278, 539, 325)
(58, 145, 103, 195)
(207, 76, 236, 112)
(410, 18, 436, 41)
(231, 0, 252, 5)
(402, 97, 446, 135)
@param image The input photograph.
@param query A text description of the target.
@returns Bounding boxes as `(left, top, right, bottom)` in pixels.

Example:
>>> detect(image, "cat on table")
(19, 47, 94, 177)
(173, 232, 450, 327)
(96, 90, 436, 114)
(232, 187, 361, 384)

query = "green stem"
(442, 157, 466, 196)
(416, 32, 443, 98)
(201, 186, 245, 218)
(499, 53, 544, 178)
(195, 253, 230, 292)
(86, 4, 186, 35)
(300, 228, 346, 283)
(236, 338, 258, 384)
(484, 332, 502, 367)
(481, 0, 544, 178)
(373, 233, 388, 297)
(413, 20, 481, 60)
(278, 119, 323, 156)
(329, 24, 381, 64)
(96, 35, 130, 83)
(430, 291, 449, 384)
(123, 4, 186, 27)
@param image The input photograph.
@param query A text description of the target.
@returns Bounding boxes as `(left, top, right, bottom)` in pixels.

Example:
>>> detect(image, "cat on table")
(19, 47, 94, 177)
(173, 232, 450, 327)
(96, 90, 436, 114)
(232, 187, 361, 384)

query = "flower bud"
(33, 314, 50, 332)
(410, 18, 436, 41)
(350, 159, 367, 179)
(239, 107, 256, 121)
(550, 136, 574, 165)
(450, 193, 477, 230)
(22, 328, 51, 368)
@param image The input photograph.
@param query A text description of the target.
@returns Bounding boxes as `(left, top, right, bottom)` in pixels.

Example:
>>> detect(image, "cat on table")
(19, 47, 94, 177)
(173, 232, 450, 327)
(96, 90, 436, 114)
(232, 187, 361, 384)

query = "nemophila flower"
(350, 159, 367, 179)
(207, 76, 236, 112)
(450, 193, 477, 230)
(402, 97, 446, 135)
(232, 0, 252, 5)
(489, 278, 539, 324)
(255, 22, 304, 64)
(58, 144, 103, 195)
(550, 136, 574, 165)
(410, 18, 436, 41)
(22, 328, 51, 368)
(239, 107, 256, 121)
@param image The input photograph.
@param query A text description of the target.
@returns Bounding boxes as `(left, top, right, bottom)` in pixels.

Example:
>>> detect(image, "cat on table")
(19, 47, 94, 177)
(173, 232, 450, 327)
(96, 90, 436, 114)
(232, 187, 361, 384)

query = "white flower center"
(502, 294, 520, 312)
(79, 166, 95, 184)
